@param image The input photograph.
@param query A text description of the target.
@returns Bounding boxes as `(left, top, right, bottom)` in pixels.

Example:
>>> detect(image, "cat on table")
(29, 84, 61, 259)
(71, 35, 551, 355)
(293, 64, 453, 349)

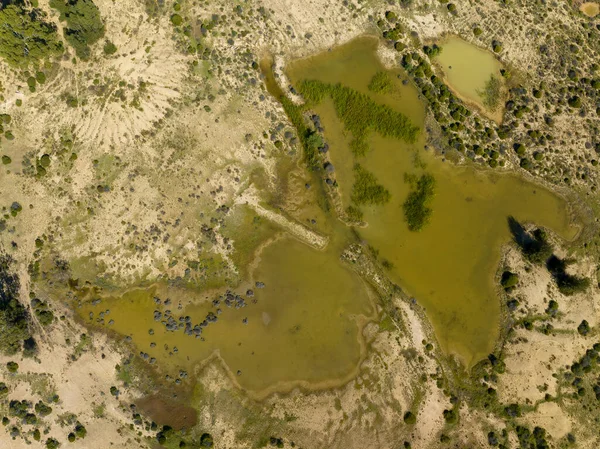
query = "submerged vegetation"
(351, 164, 391, 206)
(368, 71, 393, 94)
(402, 173, 436, 231)
(479, 74, 502, 111)
(298, 79, 419, 156)
(50, 0, 105, 60)
(0, 4, 64, 67)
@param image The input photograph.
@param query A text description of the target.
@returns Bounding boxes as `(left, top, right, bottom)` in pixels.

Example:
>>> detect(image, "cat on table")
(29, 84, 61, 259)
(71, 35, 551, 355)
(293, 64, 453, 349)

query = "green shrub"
(45, 438, 60, 449)
(402, 173, 436, 231)
(171, 14, 183, 26)
(443, 408, 457, 424)
(351, 164, 391, 206)
(0, 5, 64, 67)
(50, 0, 105, 60)
(74, 422, 86, 438)
(35, 401, 53, 417)
(568, 96, 581, 108)
(200, 433, 214, 447)
(103, 40, 117, 55)
(577, 320, 590, 336)
(501, 271, 519, 289)
(403, 411, 416, 424)
(6, 361, 18, 373)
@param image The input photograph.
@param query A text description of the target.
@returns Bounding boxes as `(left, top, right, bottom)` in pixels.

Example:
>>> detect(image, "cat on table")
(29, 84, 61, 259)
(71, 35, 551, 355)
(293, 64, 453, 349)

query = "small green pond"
(287, 36, 575, 366)
(433, 36, 504, 118)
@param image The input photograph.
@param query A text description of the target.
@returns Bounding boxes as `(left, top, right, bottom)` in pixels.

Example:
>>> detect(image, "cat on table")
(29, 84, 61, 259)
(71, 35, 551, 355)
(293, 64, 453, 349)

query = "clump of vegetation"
(515, 426, 549, 449)
(351, 164, 391, 206)
(45, 438, 60, 449)
(0, 254, 31, 355)
(298, 79, 419, 156)
(50, 0, 105, 60)
(501, 271, 519, 290)
(423, 44, 442, 58)
(0, 5, 64, 67)
(103, 40, 117, 55)
(368, 71, 393, 94)
(35, 401, 53, 417)
(403, 411, 416, 424)
(31, 298, 54, 326)
(577, 320, 591, 336)
(7, 361, 19, 373)
(402, 173, 436, 231)
(170, 14, 183, 26)
(479, 74, 502, 111)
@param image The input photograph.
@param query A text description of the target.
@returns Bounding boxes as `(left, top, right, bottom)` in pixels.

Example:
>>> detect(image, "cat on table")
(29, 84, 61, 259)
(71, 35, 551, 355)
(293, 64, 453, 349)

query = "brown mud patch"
(136, 395, 198, 430)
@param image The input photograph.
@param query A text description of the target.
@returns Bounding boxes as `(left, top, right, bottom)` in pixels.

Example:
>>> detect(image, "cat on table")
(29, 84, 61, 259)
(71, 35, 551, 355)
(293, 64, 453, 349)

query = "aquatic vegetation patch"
(402, 173, 436, 231)
(368, 71, 393, 94)
(479, 74, 502, 111)
(298, 79, 419, 156)
(351, 164, 391, 206)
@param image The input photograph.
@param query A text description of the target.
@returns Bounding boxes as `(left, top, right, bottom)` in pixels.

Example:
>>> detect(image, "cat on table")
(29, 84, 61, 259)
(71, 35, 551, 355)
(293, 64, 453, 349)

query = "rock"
(255, 281, 265, 288)
(246, 289, 254, 297)
(324, 162, 334, 172)
(325, 178, 333, 185)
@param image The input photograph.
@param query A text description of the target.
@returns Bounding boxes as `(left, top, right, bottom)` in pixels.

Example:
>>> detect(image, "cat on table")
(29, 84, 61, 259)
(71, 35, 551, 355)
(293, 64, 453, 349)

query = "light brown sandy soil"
(0, 312, 146, 448)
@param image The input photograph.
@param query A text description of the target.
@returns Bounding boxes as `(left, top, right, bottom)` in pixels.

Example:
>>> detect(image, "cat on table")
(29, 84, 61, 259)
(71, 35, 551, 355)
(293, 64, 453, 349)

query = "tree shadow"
(507, 216, 533, 249)
(507, 216, 590, 296)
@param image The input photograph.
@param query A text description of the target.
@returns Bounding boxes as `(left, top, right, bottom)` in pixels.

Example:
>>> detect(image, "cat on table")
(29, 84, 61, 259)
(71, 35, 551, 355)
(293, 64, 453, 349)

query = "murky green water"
(80, 218, 374, 396)
(288, 36, 575, 366)
(434, 36, 503, 113)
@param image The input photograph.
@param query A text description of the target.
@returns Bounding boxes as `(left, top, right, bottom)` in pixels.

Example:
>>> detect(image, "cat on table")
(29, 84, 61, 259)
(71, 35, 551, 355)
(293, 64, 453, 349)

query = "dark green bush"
(0, 5, 64, 67)
(103, 40, 117, 55)
(501, 271, 519, 289)
(403, 411, 416, 424)
(50, 0, 105, 60)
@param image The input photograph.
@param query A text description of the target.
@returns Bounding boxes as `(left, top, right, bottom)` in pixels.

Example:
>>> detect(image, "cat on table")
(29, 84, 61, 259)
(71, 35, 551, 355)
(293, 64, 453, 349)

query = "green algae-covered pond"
(433, 36, 504, 121)
(80, 224, 374, 397)
(287, 36, 575, 366)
